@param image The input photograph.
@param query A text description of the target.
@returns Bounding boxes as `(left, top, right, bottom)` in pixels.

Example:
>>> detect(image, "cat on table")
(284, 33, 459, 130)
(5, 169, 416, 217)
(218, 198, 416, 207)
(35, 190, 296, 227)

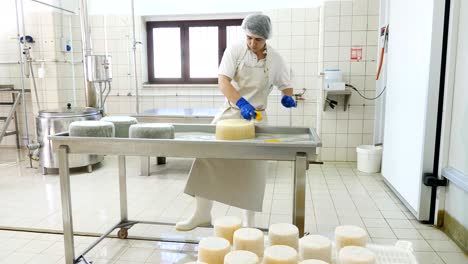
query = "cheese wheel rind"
(224, 250, 259, 264)
(338, 246, 376, 264)
(215, 119, 255, 140)
(198, 236, 230, 264)
(214, 216, 242, 244)
(263, 245, 298, 264)
(269, 223, 299, 250)
(233, 228, 264, 257)
(299, 235, 332, 262)
(334, 225, 368, 251)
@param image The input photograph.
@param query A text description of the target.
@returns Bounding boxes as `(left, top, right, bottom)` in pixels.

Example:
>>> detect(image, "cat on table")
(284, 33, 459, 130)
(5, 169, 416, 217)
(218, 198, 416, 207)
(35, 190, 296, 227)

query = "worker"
(176, 14, 296, 231)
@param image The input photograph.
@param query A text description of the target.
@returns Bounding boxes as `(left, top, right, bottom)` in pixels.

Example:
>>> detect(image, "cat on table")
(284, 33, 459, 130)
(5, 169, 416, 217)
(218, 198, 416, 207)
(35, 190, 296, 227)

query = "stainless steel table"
(50, 124, 321, 264)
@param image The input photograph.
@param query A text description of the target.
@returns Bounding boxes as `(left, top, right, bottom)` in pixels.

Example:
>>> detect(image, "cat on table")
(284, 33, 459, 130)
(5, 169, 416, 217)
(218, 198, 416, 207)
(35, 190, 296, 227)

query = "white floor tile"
(413, 252, 444, 264)
(427, 240, 463, 253)
(437, 252, 468, 264)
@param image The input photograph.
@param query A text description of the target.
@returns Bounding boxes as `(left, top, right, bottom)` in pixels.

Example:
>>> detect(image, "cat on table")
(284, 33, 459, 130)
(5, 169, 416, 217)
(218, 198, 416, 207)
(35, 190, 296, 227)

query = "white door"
(381, 0, 446, 220)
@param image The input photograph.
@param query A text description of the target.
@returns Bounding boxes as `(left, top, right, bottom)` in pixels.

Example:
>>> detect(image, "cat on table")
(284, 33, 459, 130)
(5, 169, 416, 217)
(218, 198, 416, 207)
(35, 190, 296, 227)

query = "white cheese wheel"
(268, 223, 299, 250)
(101, 116, 137, 138)
(215, 119, 255, 140)
(198, 237, 230, 264)
(299, 260, 329, 264)
(224, 250, 259, 264)
(129, 123, 175, 139)
(299, 235, 331, 262)
(263, 245, 298, 264)
(233, 228, 264, 257)
(338, 246, 376, 264)
(335, 225, 368, 251)
(214, 216, 242, 245)
(69, 121, 114, 138)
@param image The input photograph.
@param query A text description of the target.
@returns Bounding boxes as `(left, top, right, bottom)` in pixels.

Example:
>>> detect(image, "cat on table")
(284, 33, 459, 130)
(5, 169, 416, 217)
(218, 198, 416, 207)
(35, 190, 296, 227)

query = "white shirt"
(218, 41, 291, 91)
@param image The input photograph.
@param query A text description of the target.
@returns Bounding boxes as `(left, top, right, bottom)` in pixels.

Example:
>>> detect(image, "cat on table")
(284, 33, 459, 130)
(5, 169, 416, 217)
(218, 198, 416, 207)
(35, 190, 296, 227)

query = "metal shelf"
(323, 88, 352, 111)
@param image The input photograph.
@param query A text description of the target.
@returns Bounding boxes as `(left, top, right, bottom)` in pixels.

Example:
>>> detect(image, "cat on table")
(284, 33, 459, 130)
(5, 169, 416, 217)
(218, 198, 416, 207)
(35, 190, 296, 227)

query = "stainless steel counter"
(50, 124, 321, 264)
(132, 107, 219, 124)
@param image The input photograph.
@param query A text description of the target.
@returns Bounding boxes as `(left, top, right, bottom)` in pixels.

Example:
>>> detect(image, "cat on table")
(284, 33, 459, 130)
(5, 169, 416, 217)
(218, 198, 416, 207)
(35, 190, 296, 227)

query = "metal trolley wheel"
(117, 228, 128, 239)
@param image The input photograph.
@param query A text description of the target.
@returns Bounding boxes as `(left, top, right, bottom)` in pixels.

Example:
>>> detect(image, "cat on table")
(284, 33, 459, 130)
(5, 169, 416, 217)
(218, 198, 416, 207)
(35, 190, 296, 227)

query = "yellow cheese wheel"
(224, 250, 259, 264)
(335, 225, 368, 251)
(268, 223, 299, 250)
(338, 246, 376, 264)
(233, 228, 264, 257)
(215, 119, 255, 140)
(214, 216, 242, 245)
(263, 245, 298, 264)
(299, 235, 331, 262)
(198, 237, 230, 264)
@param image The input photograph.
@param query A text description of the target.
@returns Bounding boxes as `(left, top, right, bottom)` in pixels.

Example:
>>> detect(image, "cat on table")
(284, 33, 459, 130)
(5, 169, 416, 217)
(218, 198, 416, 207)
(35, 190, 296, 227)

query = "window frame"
(146, 19, 243, 84)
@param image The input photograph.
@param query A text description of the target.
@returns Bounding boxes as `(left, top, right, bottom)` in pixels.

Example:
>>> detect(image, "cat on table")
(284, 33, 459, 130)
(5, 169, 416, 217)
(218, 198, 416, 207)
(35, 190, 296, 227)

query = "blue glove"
(281, 95, 297, 108)
(236, 97, 257, 120)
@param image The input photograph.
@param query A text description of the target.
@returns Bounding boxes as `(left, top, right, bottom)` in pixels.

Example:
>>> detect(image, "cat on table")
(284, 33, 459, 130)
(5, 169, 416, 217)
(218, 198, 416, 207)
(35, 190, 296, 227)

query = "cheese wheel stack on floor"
(197, 237, 230, 264)
(338, 246, 376, 264)
(215, 119, 255, 140)
(299, 235, 332, 263)
(224, 250, 259, 264)
(298, 260, 329, 264)
(263, 245, 298, 264)
(334, 225, 368, 251)
(268, 223, 299, 250)
(213, 216, 242, 245)
(233, 228, 264, 257)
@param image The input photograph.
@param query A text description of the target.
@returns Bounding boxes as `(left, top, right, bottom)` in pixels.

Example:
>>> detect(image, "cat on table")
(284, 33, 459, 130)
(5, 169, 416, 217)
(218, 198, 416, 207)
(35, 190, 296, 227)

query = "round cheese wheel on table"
(224, 250, 259, 264)
(334, 225, 368, 251)
(100, 116, 137, 138)
(69, 120, 114, 137)
(268, 223, 299, 250)
(215, 119, 255, 140)
(263, 245, 298, 264)
(214, 216, 242, 244)
(198, 237, 230, 264)
(338, 246, 376, 264)
(299, 235, 331, 262)
(233, 228, 264, 257)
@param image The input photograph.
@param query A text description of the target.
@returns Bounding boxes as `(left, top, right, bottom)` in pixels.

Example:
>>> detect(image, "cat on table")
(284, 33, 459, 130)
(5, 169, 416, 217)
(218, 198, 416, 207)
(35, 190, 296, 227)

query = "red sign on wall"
(351, 47, 363, 61)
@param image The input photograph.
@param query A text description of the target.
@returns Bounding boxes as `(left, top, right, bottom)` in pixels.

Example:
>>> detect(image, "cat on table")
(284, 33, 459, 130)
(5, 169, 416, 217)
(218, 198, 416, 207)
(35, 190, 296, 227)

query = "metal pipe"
(14, 0, 31, 149)
(119, 155, 128, 222)
(79, 0, 96, 108)
(131, 0, 140, 113)
(28, 62, 41, 110)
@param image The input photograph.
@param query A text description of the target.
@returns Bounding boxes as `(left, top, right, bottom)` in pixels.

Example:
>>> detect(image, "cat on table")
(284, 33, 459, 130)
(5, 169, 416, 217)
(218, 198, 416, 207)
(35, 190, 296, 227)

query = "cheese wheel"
(299, 260, 329, 264)
(215, 119, 255, 140)
(233, 228, 264, 257)
(198, 237, 230, 264)
(214, 216, 242, 245)
(299, 235, 331, 262)
(129, 123, 175, 139)
(335, 225, 368, 251)
(100, 116, 137, 138)
(224, 250, 259, 264)
(263, 245, 298, 264)
(268, 223, 299, 250)
(338, 246, 376, 264)
(69, 121, 114, 137)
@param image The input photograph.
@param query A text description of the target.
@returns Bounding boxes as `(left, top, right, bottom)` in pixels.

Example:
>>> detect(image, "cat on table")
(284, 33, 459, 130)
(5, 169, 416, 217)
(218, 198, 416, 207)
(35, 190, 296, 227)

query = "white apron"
(184, 50, 272, 211)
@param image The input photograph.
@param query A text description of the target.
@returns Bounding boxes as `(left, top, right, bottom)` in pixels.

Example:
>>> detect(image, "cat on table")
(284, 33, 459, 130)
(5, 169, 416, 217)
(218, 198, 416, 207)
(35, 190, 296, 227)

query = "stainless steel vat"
(36, 104, 103, 174)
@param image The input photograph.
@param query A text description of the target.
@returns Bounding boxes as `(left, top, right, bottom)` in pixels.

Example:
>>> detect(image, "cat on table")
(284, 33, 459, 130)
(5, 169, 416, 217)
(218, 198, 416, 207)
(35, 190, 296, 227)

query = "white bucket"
(356, 145, 383, 173)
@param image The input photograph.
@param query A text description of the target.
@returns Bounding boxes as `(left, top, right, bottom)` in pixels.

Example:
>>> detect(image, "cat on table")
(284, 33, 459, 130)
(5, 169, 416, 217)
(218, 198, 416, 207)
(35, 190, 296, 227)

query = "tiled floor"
(0, 148, 466, 264)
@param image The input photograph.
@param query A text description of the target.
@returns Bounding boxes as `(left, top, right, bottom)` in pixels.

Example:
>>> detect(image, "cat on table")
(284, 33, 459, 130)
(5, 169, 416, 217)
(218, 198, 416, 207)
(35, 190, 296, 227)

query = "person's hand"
(236, 97, 257, 120)
(281, 95, 297, 108)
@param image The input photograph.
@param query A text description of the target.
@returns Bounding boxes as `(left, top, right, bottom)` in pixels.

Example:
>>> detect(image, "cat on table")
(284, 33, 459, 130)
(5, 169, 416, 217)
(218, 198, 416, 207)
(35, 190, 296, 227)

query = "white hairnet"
(241, 14, 272, 39)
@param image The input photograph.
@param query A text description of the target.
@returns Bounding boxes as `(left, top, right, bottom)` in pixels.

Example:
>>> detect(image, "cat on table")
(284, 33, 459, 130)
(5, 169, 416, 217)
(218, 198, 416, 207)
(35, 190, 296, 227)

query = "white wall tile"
(322, 119, 337, 133)
(350, 61, 366, 75)
(292, 8, 306, 21)
(353, 0, 369, 16)
(277, 9, 292, 22)
(348, 119, 364, 133)
(336, 148, 348, 161)
(321, 147, 336, 161)
(325, 17, 340, 32)
(292, 36, 306, 49)
(277, 22, 292, 36)
(336, 133, 348, 147)
(339, 31, 352, 46)
(322, 133, 336, 147)
(305, 8, 320, 21)
(324, 32, 340, 46)
(352, 16, 368, 31)
(352, 31, 367, 46)
(292, 22, 305, 35)
(340, 16, 353, 31)
(324, 47, 340, 62)
(324, 2, 341, 17)
(340, 2, 353, 16)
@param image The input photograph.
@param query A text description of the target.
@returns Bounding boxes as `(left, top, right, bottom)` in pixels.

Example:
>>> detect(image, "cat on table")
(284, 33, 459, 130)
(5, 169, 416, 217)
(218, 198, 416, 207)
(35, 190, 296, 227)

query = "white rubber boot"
(176, 196, 212, 231)
(242, 210, 255, 227)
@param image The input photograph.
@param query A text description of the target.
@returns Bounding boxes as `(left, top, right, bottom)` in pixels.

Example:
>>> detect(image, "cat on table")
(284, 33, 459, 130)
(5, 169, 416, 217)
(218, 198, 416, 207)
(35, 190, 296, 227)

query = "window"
(146, 19, 244, 84)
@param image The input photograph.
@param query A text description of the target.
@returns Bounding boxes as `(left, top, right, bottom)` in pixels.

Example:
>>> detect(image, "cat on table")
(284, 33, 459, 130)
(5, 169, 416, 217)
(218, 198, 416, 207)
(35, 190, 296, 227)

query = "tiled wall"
(318, 0, 379, 161)
(1, 0, 380, 163)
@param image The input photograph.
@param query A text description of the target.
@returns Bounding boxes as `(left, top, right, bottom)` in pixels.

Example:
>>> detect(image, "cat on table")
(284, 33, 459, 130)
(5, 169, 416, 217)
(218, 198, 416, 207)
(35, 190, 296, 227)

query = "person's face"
(246, 34, 266, 53)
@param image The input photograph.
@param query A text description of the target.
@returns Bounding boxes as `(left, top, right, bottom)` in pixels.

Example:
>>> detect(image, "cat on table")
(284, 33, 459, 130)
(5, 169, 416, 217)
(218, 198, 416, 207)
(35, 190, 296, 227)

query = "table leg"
(58, 145, 75, 264)
(293, 152, 308, 237)
(140, 156, 150, 176)
(119, 155, 128, 222)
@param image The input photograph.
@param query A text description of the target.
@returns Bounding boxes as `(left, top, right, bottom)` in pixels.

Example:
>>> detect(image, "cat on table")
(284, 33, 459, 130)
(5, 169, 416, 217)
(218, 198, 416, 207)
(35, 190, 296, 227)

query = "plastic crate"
(367, 241, 418, 264)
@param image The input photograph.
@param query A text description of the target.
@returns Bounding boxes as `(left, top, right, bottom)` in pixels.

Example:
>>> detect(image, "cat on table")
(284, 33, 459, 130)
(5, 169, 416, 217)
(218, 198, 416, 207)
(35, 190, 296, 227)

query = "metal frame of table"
(50, 124, 321, 264)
